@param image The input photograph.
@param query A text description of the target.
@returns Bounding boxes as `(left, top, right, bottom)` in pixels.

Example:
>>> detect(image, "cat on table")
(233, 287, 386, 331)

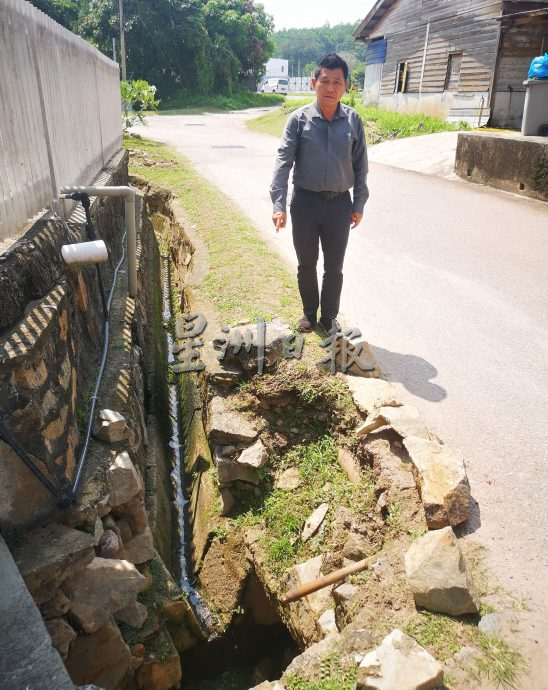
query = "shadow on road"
(369, 345, 447, 403)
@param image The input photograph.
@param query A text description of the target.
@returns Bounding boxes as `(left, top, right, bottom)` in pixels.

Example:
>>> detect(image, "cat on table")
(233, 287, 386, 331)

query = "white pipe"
(62, 240, 108, 266)
(60, 185, 137, 297)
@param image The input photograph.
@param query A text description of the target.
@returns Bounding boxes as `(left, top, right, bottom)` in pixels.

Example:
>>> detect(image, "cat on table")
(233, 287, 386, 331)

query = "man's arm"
(351, 115, 369, 226)
(270, 113, 300, 229)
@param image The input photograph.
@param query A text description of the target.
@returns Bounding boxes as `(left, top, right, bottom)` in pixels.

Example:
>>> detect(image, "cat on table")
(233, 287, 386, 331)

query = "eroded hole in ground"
(180, 571, 299, 689)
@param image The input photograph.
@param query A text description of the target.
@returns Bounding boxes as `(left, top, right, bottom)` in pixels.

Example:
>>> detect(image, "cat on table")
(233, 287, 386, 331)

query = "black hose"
(69, 231, 127, 503)
(0, 419, 66, 505)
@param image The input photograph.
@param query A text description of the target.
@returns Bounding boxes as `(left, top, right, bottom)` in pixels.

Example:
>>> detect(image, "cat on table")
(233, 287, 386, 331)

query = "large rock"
(347, 378, 399, 415)
(41, 589, 71, 619)
(94, 409, 128, 443)
(403, 437, 471, 528)
(122, 526, 156, 565)
(357, 405, 430, 440)
(213, 318, 295, 372)
(115, 601, 148, 628)
(208, 396, 258, 444)
(357, 629, 444, 690)
(405, 527, 479, 615)
(45, 618, 77, 660)
(117, 495, 148, 534)
(13, 523, 95, 605)
(65, 618, 131, 689)
(107, 451, 143, 508)
(237, 439, 268, 468)
(63, 557, 148, 633)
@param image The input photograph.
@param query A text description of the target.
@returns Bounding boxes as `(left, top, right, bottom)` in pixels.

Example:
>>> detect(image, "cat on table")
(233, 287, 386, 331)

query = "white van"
(261, 78, 289, 94)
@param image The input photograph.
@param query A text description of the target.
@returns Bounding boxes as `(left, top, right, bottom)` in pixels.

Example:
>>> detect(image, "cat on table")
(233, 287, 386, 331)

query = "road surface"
(134, 110, 548, 685)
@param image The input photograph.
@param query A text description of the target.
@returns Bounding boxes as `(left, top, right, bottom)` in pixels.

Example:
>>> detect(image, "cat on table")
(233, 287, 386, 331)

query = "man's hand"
(350, 212, 363, 229)
(272, 211, 287, 232)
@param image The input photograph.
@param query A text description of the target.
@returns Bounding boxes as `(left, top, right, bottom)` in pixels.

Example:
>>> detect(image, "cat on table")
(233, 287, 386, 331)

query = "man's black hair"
(313, 53, 349, 81)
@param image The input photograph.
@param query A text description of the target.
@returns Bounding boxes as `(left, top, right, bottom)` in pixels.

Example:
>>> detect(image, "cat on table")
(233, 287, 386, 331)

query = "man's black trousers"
(290, 188, 352, 322)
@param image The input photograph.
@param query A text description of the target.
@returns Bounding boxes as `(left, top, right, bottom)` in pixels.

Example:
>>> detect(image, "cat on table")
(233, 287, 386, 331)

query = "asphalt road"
(134, 111, 548, 684)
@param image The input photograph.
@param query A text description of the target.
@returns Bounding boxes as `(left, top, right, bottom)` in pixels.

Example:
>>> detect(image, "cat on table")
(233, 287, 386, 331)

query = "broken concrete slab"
(63, 557, 148, 633)
(357, 629, 444, 690)
(357, 404, 430, 440)
(302, 503, 329, 542)
(403, 436, 471, 528)
(13, 523, 95, 605)
(107, 451, 143, 508)
(346, 377, 400, 415)
(405, 527, 479, 616)
(208, 396, 258, 444)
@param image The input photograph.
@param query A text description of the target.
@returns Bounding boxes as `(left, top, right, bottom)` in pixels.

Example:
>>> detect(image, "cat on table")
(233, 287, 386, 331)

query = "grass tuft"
(474, 632, 526, 689)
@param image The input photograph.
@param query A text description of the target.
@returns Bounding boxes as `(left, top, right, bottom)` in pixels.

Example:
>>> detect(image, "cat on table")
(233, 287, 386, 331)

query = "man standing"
(270, 53, 369, 334)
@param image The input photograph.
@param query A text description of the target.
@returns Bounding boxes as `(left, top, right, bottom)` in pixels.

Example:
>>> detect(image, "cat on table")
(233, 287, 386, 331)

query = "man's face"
(312, 67, 348, 112)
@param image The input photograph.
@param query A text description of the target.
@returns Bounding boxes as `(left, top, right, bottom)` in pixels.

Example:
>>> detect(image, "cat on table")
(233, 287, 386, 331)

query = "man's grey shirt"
(270, 100, 369, 214)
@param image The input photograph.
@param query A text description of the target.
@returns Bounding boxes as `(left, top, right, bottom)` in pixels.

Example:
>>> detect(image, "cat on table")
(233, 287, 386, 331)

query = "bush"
(121, 80, 160, 130)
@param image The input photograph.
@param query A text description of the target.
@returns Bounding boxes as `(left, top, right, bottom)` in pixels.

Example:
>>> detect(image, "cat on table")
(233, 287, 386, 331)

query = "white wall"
(0, 0, 122, 241)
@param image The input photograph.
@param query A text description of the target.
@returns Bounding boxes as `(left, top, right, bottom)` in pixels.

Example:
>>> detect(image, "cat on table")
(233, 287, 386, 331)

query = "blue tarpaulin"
(366, 39, 387, 65)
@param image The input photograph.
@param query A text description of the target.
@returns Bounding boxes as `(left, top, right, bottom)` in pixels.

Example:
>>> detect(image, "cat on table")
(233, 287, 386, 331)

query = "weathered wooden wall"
(0, 0, 121, 243)
(367, 0, 502, 96)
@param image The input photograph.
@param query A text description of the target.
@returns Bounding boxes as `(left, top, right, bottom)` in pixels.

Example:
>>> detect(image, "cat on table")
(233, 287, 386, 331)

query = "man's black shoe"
(319, 317, 341, 335)
(298, 315, 316, 333)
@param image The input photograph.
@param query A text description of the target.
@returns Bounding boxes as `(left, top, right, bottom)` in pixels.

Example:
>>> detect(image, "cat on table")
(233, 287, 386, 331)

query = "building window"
(281, 65, 284, 72)
(395, 62, 408, 93)
(444, 52, 463, 91)
(542, 35, 548, 53)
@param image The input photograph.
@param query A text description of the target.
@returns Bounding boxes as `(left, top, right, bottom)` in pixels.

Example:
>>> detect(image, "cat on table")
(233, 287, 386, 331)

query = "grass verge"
(157, 90, 284, 115)
(125, 134, 301, 326)
(246, 97, 469, 144)
(231, 433, 375, 575)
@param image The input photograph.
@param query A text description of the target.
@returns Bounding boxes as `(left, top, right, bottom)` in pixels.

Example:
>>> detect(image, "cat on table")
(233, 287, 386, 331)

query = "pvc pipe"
(61, 240, 108, 266)
(60, 185, 137, 297)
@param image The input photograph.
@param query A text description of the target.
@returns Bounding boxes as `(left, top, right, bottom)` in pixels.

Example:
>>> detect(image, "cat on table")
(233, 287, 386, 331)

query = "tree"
(351, 61, 366, 90)
(29, 0, 80, 29)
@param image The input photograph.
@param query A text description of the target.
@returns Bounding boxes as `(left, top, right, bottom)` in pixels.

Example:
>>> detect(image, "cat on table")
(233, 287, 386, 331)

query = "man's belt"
(294, 187, 348, 201)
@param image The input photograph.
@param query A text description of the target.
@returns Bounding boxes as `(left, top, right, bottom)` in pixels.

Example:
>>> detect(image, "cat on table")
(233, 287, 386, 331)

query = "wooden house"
(353, 0, 548, 128)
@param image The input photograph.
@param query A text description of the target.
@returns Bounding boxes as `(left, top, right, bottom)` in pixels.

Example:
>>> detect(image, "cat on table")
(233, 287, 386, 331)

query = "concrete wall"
(455, 132, 548, 201)
(0, 0, 121, 242)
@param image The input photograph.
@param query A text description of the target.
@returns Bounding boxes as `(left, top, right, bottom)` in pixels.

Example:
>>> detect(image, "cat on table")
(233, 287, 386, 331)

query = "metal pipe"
(280, 557, 371, 604)
(60, 186, 137, 297)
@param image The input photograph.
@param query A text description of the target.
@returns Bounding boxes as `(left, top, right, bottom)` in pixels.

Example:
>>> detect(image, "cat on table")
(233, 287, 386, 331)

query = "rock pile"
(13, 452, 181, 690)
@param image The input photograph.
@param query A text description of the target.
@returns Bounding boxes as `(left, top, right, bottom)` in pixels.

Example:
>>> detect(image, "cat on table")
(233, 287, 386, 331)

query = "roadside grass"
(230, 435, 376, 575)
(404, 609, 525, 689)
(285, 651, 357, 690)
(125, 134, 301, 326)
(246, 97, 469, 144)
(157, 90, 284, 114)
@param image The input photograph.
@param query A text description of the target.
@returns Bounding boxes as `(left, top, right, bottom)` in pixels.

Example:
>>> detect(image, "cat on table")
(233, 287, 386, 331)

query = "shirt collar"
(309, 100, 348, 120)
